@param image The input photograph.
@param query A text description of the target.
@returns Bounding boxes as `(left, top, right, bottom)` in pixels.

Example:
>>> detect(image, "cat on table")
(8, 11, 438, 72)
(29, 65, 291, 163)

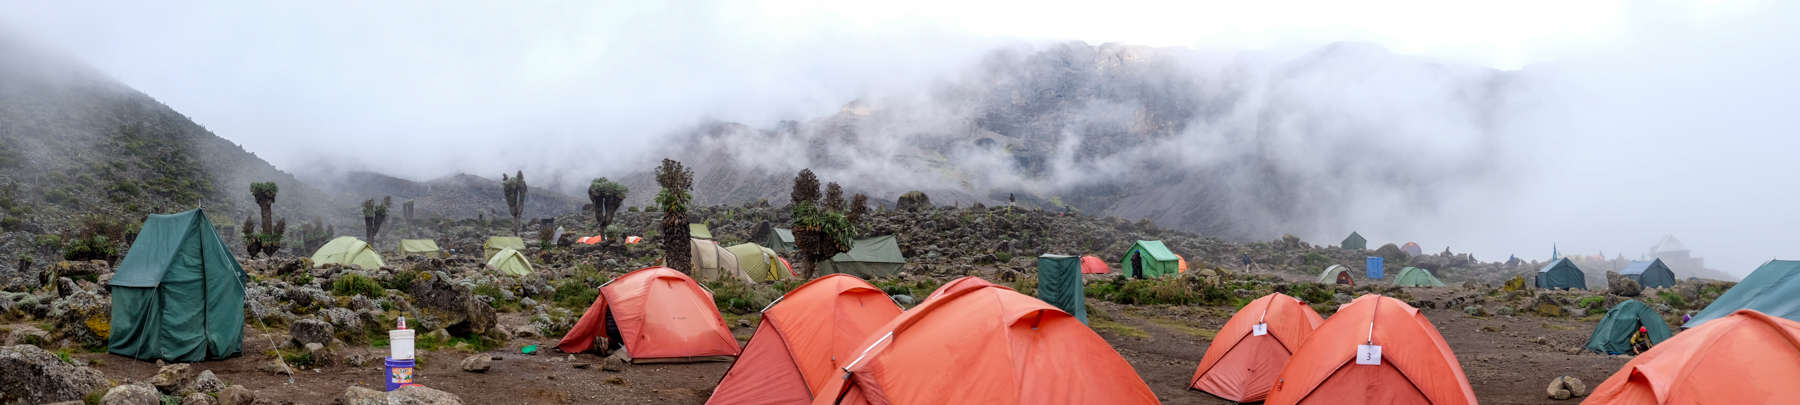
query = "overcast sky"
(2, 1, 1795, 275)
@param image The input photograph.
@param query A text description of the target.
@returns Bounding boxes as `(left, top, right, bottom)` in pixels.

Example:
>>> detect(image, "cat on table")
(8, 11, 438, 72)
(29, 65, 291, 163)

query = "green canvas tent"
(1036, 255, 1088, 324)
(818, 235, 907, 278)
(1586, 300, 1673, 354)
(1536, 258, 1587, 290)
(689, 223, 713, 240)
(1119, 240, 1179, 279)
(754, 227, 796, 253)
(483, 236, 525, 261)
(1318, 264, 1355, 285)
(485, 248, 534, 276)
(1393, 267, 1446, 287)
(1685, 260, 1800, 328)
(1621, 258, 1677, 289)
(108, 209, 246, 362)
(395, 239, 441, 257)
(311, 237, 385, 269)
(1341, 232, 1367, 250)
(726, 243, 791, 282)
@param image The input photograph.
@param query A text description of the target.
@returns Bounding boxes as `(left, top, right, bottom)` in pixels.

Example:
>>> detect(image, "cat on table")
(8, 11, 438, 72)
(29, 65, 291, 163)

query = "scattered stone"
(259, 358, 293, 376)
(601, 352, 628, 372)
(149, 362, 193, 393)
(6, 325, 50, 346)
(572, 362, 591, 369)
(1547, 376, 1588, 400)
(409, 271, 497, 336)
(0, 344, 110, 404)
(736, 319, 751, 328)
(461, 353, 492, 372)
(389, 384, 464, 405)
(1530, 336, 1549, 345)
(605, 376, 625, 385)
(891, 294, 916, 306)
(99, 383, 160, 405)
(218, 385, 255, 405)
(338, 386, 387, 405)
(184, 370, 225, 395)
(1495, 306, 1516, 316)
(182, 392, 220, 405)
(290, 319, 335, 347)
(1463, 305, 1487, 316)
(1607, 272, 1643, 297)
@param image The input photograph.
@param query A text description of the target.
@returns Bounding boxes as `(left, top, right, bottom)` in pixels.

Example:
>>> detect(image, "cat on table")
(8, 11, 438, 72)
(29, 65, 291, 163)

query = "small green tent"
(755, 227, 795, 253)
(1036, 255, 1088, 324)
(726, 243, 790, 282)
(109, 209, 246, 362)
(689, 223, 713, 240)
(1536, 258, 1587, 290)
(485, 248, 534, 276)
(818, 235, 907, 278)
(1621, 258, 1677, 289)
(1119, 240, 1179, 279)
(1341, 232, 1367, 250)
(311, 237, 385, 269)
(1685, 260, 1800, 328)
(1393, 267, 1446, 287)
(395, 239, 441, 257)
(483, 236, 525, 261)
(1586, 300, 1673, 354)
(1318, 264, 1355, 285)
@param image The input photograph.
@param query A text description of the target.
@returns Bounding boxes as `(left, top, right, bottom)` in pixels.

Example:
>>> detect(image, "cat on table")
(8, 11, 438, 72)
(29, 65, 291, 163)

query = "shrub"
(706, 279, 780, 315)
(551, 279, 598, 310)
(62, 235, 119, 262)
(331, 274, 384, 298)
(381, 271, 418, 291)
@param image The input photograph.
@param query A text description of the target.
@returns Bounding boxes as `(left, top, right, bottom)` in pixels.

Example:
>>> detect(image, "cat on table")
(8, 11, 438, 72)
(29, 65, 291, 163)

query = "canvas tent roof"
(1537, 257, 1588, 290)
(1585, 300, 1672, 354)
(486, 248, 534, 276)
(1393, 267, 1446, 287)
(691, 239, 754, 284)
(1267, 294, 1477, 404)
(1587, 310, 1800, 404)
(557, 267, 740, 362)
(108, 209, 247, 362)
(1190, 293, 1325, 402)
(483, 236, 526, 261)
(1120, 240, 1180, 279)
(819, 235, 906, 278)
(1685, 260, 1800, 328)
(689, 223, 713, 240)
(1036, 255, 1088, 324)
(1620, 258, 1677, 289)
(396, 239, 440, 256)
(310, 237, 385, 269)
(1318, 265, 1355, 285)
(706, 274, 902, 404)
(1341, 232, 1367, 250)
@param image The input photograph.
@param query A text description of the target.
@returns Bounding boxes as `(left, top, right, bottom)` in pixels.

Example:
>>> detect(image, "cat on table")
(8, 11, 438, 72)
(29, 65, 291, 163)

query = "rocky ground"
(0, 204, 1737, 404)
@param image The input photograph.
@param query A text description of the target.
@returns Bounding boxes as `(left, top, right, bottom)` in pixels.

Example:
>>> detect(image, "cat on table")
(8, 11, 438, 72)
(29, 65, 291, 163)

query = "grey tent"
(1036, 255, 1088, 324)
(1341, 232, 1367, 250)
(108, 209, 246, 362)
(1685, 260, 1800, 328)
(1317, 264, 1355, 285)
(817, 235, 906, 278)
(754, 227, 795, 253)
(1536, 258, 1587, 290)
(1620, 258, 1677, 289)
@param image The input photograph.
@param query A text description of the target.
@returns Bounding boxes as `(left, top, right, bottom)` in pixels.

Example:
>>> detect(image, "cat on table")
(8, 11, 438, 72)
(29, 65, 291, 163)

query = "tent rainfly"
(706, 274, 902, 404)
(486, 248, 534, 276)
(1620, 258, 1677, 289)
(311, 237, 385, 269)
(1393, 267, 1446, 287)
(556, 267, 740, 362)
(1585, 300, 1673, 355)
(724, 243, 791, 282)
(689, 223, 713, 240)
(1341, 232, 1367, 250)
(1266, 295, 1478, 404)
(1536, 258, 1588, 290)
(1317, 265, 1355, 285)
(1401, 242, 1424, 256)
(1190, 293, 1325, 402)
(395, 239, 441, 257)
(1120, 240, 1179, 279)
(691, 239, 754, 283)
(753, 227, 796, 253)
(1036, 255, 1088, 324)
(1080, 255, 1111, 274)
(817, 235, 907, 278)
(1585, 310, 1800, 404)
(108, 209, 247, 362)
(1685, 260, 1800, 328)
(483, 236, 526, 261)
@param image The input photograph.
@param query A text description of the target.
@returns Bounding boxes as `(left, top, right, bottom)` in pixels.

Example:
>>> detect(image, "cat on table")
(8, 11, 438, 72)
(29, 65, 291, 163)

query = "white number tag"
(1252, 323, 1268, 336)
(1356, 344, 1382, 365)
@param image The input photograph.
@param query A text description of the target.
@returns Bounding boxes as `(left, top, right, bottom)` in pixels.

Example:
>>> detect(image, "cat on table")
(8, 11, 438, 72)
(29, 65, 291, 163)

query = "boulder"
(891, 294, 916, 306)
(0, 345, 109, 403)
(290, 319, 335, 347)
(408, 271, 497, 336)
(389, 385, 464, 405)
(1463, 305, 1487, 317)
(319, 307, 365, 338)
(181, 392, 219, 405)
(99, 383, 160, 405)
(6, 324, 50, 346)
(1546, 376, 1587, 400)
(184, 370, 225, 395)
(460, 353, 491, 372)
(45, 290, 109, 349)
(1607, 273, 1642, 297)
(218, 385, 255, 405)
(148, 362, 192, 393)
(896, 191, 932, 211)
(337, 386, 387, 405)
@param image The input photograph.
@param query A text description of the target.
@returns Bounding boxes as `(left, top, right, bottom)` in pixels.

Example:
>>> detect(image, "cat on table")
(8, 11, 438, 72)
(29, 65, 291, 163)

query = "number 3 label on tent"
(1252, 323, 1268, 336)
(1356, 344, 1382, 365)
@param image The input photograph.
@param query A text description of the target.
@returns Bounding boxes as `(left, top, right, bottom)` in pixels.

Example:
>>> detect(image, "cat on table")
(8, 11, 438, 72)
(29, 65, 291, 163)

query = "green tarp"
(755, 227, 795, 253)
(483, 236, 525, 261)
(1119, 240, 1179, 279)
(1036, 255, 1088, 324)
(1685, 260, 1800, 328)
(1341, 232, 1367, 250)
(108, 209, 246, 362)
(1393, 267, 1446, 287)
(1318, 265, 1354, 285)
(310, 237, 384, 269)
(485, 248, 534, 276)
(689, 224, 713, 240)
(1536, 258, 1587, 290)
(818, 235, 906, 278)
(1621, 259, 1677, 289)
(395, 239, 440, 257)
(1586, 300, 1673, 354)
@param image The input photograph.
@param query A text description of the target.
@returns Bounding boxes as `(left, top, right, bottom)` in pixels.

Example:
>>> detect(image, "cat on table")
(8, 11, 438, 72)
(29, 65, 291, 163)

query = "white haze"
(2, 1, 1795, 276)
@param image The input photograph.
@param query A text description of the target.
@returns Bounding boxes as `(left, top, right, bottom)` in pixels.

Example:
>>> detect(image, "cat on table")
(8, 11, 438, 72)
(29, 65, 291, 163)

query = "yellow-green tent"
(311, 236, 385, 269)
(396, 239, 441, 257)
(483, 236, 525, 261)
(485, 248, 534, 276)
(726, 243, 791, 282)
(690, 223, 714, 240)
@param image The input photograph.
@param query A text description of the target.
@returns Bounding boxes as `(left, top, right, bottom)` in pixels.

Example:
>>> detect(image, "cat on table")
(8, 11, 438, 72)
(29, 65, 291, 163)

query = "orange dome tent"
(812, 277, 1158, 405)
(707, 274, 904, 404)
(1267, 295, 1475, 405)
(1080, 255, 1110, 274)
(1584, 309, 1800, 404)
(1190, 293, 1326, 402)
(557, 267, 740, 362)
(1178, 255, 1189, 273)
(624, 235, 643, 245)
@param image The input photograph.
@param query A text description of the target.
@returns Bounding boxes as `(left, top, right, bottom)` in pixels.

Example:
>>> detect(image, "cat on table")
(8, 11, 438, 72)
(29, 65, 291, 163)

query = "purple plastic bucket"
(384, 357, 416, 391)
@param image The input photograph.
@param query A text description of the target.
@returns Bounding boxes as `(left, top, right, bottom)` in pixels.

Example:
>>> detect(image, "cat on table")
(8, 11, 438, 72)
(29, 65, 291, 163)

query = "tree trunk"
(662, 214, 690, 273)
(258, 202, 273, 234)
